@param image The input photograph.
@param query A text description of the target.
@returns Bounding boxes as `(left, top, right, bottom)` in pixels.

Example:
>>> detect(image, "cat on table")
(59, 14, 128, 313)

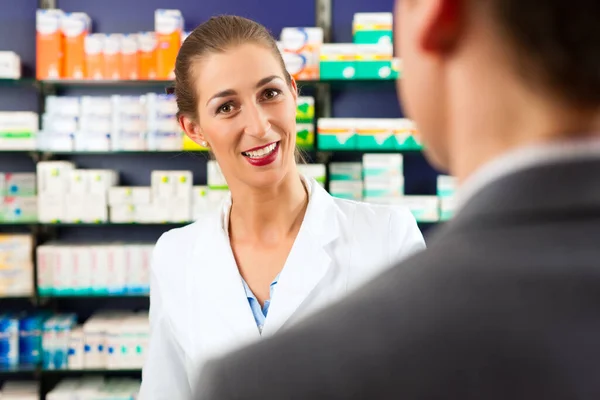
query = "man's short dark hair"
(487, 0, 600, 108)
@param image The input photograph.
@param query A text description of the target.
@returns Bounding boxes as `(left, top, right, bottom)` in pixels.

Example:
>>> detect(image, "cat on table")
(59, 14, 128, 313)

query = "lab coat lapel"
(187, 203, 260, 349)
(261, 181, 340, 337)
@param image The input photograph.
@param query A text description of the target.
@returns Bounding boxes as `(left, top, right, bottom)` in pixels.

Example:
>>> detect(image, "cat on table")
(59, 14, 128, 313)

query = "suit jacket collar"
(440, 157, 600, 238)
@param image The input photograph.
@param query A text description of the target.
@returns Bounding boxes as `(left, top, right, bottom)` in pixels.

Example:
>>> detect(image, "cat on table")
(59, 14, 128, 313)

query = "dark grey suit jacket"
(197, 157, 600, 400)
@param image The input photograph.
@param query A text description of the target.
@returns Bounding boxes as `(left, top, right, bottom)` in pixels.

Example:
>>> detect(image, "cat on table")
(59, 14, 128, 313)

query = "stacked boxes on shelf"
(0, 112, 38, 151)
(47, 377, 141, 399)
(0, 235, 35, 297)
(278, 28, 323, 81)
(320, 12, 398, 80)
(41, 311, 149, 371)
(437, 175, 456, 221)
(0, 51, 22, 79)
(295, 96, 315, 149)
(362, 154, 404, 203)
(150, 170, 193, 223)
(37, 243, 153, 296)
(36, 161, 117, 223)
(317, 118, 422, 151)
(0, 382, 39, 399)
(0, 312, 49, 368)
(298, 164, 326, 188)
(0, 173, 37, 222)
(353, 13, 393, 45)
(40, 94, 181, 152)
(329, 162, 363, 201)
(328, 155, 440, 222)
(36, 8, 185, 81)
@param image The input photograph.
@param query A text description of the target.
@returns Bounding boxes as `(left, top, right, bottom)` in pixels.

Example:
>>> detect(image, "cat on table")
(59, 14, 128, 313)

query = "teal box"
(329, 163, 362, 181)
(329, 181, 363, 201)
(319, 61, 356, 80)
(355, 44, 394, 80)
(356, 134, 395, 150)
(319, 44, 357, 80)
(353, 30, 392, 45)
(355, 60, 393, 80)
(317, 119, 358, 150)
(318, 134, 357, 150)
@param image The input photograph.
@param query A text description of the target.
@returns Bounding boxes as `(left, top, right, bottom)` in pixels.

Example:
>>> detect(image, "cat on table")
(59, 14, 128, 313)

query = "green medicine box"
(353, 30, 393, 45)
(296, 123, 315, 150)
(319, 44, 357, 80)
(317, 119, 357, 150)
(353, 13, 394, 45)
(329, 163, 363, 181)
(355, 119, 396, 150)
(296, 97, 315, 123)
(355, 44, 394, 80)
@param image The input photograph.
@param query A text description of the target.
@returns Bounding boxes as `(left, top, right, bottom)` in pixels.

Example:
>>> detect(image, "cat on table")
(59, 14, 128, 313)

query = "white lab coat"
(139, 177, 425, 399)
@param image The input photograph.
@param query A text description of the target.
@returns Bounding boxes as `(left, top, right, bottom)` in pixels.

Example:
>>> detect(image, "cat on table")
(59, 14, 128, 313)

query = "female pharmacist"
(139, 15, 425, 399)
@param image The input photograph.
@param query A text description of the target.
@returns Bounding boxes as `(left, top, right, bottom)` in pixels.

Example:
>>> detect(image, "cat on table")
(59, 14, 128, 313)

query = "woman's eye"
(218, 103, 233, 114)
(263, 89, 280, 100)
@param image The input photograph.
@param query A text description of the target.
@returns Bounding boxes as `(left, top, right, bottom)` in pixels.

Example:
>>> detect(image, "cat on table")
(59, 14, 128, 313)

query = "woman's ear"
(179, 114, 209, 147)
(290, 78, 299, 102)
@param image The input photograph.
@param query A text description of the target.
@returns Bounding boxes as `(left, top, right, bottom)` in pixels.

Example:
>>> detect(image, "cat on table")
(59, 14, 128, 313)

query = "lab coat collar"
(261, 177, 340, 336)
(187, 175, 340, 346)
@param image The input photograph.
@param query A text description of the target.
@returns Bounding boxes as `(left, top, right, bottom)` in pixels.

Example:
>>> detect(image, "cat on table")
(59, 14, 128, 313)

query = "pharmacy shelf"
(0, 366, 141, 376)
(38, 294, 149, 299)
(41, 368, 142, 376)
(0, 78, 38, 87)
(0, 365, 38, 375)
(39, 78, 395, 89)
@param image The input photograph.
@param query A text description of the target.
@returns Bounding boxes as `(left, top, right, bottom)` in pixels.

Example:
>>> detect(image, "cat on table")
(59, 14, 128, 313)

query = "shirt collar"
(456, 137, 600, 212)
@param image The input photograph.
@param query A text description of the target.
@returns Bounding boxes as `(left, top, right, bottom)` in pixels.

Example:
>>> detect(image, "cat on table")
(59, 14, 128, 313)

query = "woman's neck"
(228, 172, 309, 245)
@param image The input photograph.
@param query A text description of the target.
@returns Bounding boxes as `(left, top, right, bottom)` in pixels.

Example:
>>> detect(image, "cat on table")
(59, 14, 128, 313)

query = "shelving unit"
(0, 0, 444, 397)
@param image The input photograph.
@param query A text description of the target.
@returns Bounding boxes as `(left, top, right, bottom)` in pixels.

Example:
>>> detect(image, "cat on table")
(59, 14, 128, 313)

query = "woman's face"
(192, 43, 298, 190)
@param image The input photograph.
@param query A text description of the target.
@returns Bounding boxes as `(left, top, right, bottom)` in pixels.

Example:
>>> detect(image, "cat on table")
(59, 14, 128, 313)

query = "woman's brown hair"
(174, 15, 291, 122)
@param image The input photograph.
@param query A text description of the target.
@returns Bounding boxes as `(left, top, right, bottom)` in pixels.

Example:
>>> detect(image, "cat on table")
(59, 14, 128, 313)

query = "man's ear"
(420, 0, 463, 54)
(179, 114, 208, 147)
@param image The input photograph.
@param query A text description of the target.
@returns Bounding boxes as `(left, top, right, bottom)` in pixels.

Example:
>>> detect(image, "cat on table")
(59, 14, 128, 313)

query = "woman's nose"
(243, 104, 271, 138)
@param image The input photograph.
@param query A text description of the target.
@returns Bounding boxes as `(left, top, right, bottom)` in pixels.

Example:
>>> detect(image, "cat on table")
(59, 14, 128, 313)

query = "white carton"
(2, 173, 36, 197)
(87, 169, 118, 194)
(0, 51, 21, 79)
(172, 171, 193, 197)
(0, 112, 39, 150)
(363, 176, 404, 198)
(298, 163, 326, 187)
(106, 245, 127, 294)
(151, 170, 175, 197)
(90, 246, 109, 294)
(72, 246, 92, 294)
(68, 170, 88, 195)
(329, 162, 363, 181)
(37, 193, 65, 223)
(110, 204, 136, 223)
(362, 153, 403, 180)
(396, 196, 440, 223)
(67, 327, 85, 369)
(37, 161, 76, 194)
(192, 185, 210, 218)
(329, 180, 363, 201)
(2, 197, 38, 222)
(108, 187, 152, 205)
(207, 161, 227, 189)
